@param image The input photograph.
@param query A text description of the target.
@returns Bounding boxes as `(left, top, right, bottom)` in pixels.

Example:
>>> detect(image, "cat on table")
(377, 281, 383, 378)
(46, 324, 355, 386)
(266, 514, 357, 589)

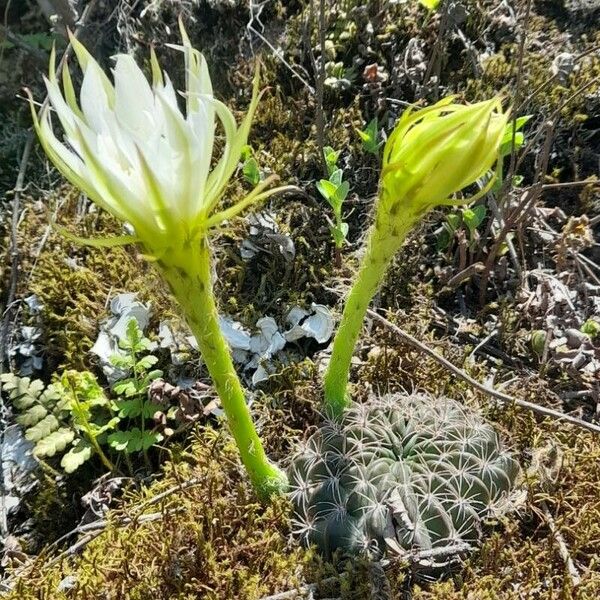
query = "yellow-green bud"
(379, 97, 509, 215)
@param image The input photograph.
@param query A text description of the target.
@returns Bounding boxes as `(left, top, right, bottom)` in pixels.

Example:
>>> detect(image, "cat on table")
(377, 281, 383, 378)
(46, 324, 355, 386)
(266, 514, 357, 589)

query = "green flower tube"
(29, 22, 291, 497)
(324, 97, 510, 416)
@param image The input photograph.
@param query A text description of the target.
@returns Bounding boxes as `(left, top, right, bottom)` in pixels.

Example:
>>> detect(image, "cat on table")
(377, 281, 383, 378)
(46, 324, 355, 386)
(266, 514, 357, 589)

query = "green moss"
(7, 427, 311, 600)
(19, 189, 174, 371)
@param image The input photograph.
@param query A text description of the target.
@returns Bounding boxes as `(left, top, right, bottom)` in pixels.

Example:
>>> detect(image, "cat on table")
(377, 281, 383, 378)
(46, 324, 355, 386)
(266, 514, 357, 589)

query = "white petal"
(113, 54, 155, 137)
(38, 112, 125, 221)
(44, 77, 78, 138)
(80, 63, 111, 134)
(187, 96, 214, 201)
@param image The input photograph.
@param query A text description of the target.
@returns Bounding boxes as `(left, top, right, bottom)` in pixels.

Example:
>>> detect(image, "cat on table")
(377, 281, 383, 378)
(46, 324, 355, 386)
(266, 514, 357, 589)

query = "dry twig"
(541, 500, 581, 588)
(366, 308, 600, 435)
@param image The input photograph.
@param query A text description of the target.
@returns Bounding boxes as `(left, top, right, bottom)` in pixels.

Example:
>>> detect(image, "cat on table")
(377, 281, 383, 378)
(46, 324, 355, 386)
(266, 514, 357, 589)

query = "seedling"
(581, 319, 600, 339)
(493, 115, 531, 191)
(323, 145, 341, 177)
(437, 204, 487, 252)
(316, 165, 350, 267)
(107, 319, 164, 459)
(356, 116, 382, 156)
(241, 145, 261, 186)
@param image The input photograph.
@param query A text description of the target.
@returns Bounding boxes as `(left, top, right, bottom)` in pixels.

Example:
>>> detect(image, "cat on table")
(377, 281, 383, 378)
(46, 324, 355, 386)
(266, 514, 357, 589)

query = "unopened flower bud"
(379, 97, 509, 218)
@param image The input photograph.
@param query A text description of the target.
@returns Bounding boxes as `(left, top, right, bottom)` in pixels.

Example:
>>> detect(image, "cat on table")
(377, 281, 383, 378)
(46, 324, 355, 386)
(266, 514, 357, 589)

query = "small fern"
(0, 371, 115, 473)
(1, 320, 167, 475)
(107, 319, 164, 455)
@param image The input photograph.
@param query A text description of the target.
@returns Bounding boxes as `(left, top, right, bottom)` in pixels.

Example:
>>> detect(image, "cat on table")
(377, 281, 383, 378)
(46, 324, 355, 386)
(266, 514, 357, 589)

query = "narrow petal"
(155, 90, 195, 220)
(113, 54, 155, 138)
(29, 97, 119, 219)
(203, 98, 238, 209)
(68, 31, 115, 106)
(150, 47, 164, 88)
(61, 62, 85, 120)
(205, 69, 262, 212)
(44, 76, 78, 138)
(80, 62, 111, 133)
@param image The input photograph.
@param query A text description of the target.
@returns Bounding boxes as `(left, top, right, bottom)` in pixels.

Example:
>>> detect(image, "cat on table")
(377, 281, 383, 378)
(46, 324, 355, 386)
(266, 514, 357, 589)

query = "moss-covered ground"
(1, 0, 600, 598)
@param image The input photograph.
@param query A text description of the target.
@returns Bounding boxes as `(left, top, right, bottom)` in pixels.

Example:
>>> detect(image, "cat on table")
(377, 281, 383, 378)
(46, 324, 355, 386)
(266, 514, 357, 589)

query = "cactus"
(288, 393, 519, 569)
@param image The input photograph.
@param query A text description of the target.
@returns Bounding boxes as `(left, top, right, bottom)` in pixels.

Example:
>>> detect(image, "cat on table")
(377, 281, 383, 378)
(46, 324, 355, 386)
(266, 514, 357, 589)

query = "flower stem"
(156, 237, 287, 499)
(323, 211, 420, 417)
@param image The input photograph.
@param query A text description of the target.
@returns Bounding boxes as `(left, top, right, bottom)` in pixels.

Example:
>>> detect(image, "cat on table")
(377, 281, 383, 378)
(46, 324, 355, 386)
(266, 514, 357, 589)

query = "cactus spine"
(288, 393, 519, 570)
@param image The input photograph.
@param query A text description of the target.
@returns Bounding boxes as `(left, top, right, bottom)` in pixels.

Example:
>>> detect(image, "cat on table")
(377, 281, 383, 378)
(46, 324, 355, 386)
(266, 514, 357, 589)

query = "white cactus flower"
(29, 22, 278, 252)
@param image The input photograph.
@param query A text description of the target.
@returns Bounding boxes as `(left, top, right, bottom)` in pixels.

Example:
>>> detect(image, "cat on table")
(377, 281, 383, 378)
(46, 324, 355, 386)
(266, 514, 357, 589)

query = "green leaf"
(113, 380, 138, 397)
(333, 181, 349, 208)
(357, 117, 381, 156)
(146, 369, 163, 382)
(500, 116, 531, 157)
(96, 416, 121, 436)
(136, 355, 158, 370)
(108, 428, 162, 454)
(61, 439, 93, 473)
(581, 319, 600, 338)
(243, 157, 261, 186)
(120, 318, 145, 352)
(107, 430, 131, 452)
(16, 404, 48, 427)
(40, 382, 64, 406)
(114, 397, 143, 418)
(323, 146, 340, 176)
(329, 169, 343, 187)
(240, 144, 253, 161)
(316, 179, 337, 203)
(331, 223, 349, 247)
(0, 374, 47, 409)
(34, 428, 75, 457)
(530, 330, 547, 356)
(26, 414, 60, 442)
(21, 32, 56, 51)
(436, 224, 454, 251)
(446, 213, 461, 231)
(462, 205, 486, 235)
(109, 354, 134, 369)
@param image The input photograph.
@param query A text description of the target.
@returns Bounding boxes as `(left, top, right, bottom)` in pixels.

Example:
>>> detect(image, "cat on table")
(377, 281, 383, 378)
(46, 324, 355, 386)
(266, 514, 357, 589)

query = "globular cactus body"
(289, 393, 519, 569)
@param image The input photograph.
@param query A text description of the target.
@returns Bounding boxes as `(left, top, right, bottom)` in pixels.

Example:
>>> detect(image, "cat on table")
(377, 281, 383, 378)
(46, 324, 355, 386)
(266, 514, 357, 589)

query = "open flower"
(29, 23, 292, 498)
(380, 97, 509, 215)
(29, 22, 285, 252)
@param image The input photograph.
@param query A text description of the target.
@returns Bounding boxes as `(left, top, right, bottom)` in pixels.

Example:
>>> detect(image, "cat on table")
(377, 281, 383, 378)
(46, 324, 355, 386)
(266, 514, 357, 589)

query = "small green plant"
(581, 319, 600, 339)
(317, 146, 350, 266)
(0, 32, 57, 52)
(107, 319, 164, 455)
(436, 205, 487, 251)
(241, 145, 261, 186)
(316, 166, 350, 267)
(493, 116, 531, 191)
(323, 145, 341, 177)
(289, 393, 519, 565)
(356, 116, 382, 156)
(1, 321, 167, 474)
(0, 370, 116, 473)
